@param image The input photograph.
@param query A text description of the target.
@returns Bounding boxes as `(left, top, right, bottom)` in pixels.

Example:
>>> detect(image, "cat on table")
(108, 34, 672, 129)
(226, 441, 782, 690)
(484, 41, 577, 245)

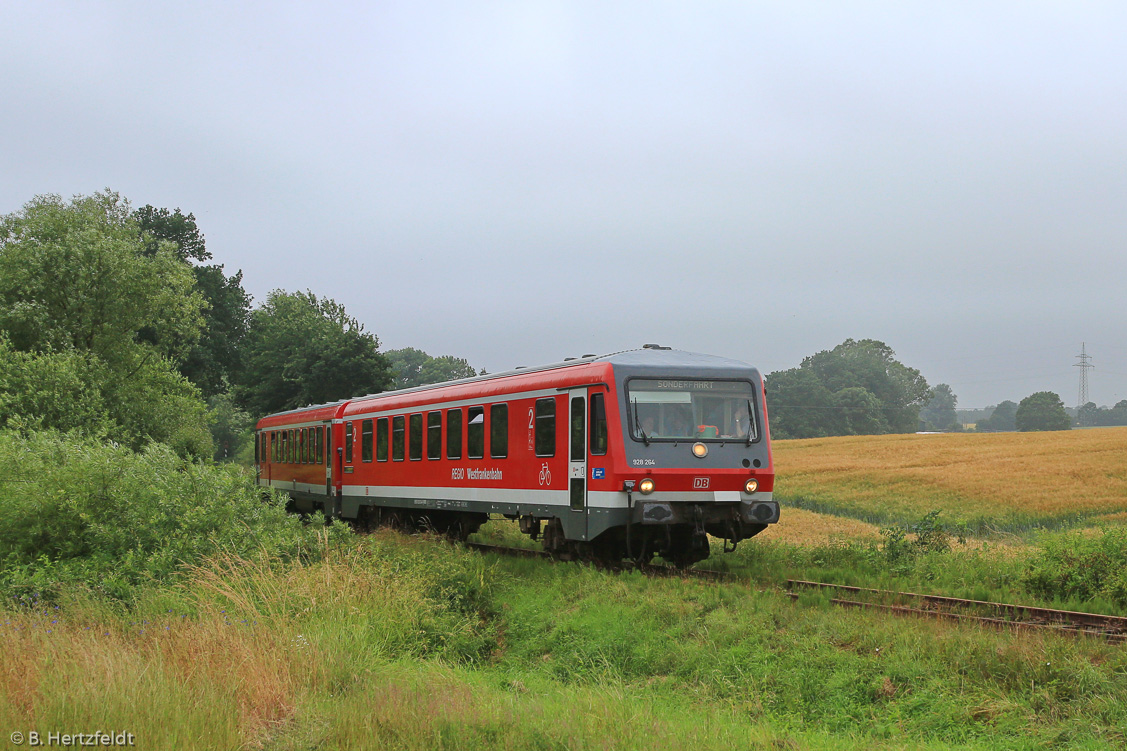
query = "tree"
(919, 383, 959, 431)
(135, 206, 250, 397)
(977, 400, 1018, 432)
(385, 347, 481, 389)
(1015, 392, 1071, 432)
(0, 192, 204, 365)
(235, 290, 392, 416)
(763, 368, 835, 439)
(207, 392, 254, 463)
(832, 386, 887, 435)
(767, 339, 930, 439)
(0, 192, 212, 455)
(1106, 400, 1127, 427)
(134, 205, 209, 263)
(1077, 401, 1100, 428)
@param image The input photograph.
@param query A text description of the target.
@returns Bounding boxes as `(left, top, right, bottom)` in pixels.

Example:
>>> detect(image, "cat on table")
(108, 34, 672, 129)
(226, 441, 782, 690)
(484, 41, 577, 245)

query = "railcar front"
(577, 348, 777, 565)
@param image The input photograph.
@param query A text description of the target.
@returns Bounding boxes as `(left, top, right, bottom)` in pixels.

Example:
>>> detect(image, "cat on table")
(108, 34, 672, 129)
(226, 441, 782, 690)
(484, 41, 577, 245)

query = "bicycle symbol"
(538, 463, 552, 486)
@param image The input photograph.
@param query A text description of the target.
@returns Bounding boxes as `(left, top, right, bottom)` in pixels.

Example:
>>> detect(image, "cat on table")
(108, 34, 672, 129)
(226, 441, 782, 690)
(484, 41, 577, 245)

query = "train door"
(323, 422, 332, 496)
(568, 388, 588, 540)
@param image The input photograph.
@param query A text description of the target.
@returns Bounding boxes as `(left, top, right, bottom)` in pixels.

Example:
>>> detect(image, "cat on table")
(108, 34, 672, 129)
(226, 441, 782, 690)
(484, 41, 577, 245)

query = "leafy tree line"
(766, 340, 1076, 439)
(1076, 400, 1127, 428)
(0, 190, 482, 461)
(972, 392, 1075, 432)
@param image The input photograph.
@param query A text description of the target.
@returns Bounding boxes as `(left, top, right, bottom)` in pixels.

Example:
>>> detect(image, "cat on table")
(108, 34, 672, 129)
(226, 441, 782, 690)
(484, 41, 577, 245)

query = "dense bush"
(1023, 526, 1127, 607)
(0, 430, 347, 601)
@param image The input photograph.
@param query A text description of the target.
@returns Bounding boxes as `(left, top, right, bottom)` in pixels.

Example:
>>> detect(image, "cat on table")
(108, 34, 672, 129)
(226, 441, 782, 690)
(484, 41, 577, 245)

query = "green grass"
(6, 531, 1127, 750)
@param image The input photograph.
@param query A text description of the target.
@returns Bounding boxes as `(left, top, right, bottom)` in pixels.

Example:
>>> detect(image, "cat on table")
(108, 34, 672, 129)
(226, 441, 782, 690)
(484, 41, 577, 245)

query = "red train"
(255, 346, 778, 565)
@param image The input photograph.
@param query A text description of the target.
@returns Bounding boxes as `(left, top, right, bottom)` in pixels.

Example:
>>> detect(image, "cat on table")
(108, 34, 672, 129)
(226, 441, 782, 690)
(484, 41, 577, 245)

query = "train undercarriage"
(335, 500, 769, 568)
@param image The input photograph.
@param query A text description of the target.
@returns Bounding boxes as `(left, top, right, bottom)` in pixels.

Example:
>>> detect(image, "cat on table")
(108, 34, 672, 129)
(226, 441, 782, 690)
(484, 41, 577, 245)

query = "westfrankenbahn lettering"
(466, 468, 502, 480)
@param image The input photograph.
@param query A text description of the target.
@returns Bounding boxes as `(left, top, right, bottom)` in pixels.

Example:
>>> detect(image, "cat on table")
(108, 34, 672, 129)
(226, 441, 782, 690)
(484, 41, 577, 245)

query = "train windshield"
(627, 379, 758, 442)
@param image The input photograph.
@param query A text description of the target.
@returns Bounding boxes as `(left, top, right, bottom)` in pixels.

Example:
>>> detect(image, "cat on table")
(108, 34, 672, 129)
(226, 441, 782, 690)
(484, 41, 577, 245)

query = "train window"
(570, 397, 585, 461)
(446, 408, 462, 459)
(345, 422, 353, 463)
(534, 398, 555, 457)
(271, 432, 277, 462)
(325, 425, 332, 464)
(590, 393, 608, 456)
(361, 419, 373, 462)
(467, 406, 484, 459)
(392, 415, 405, 461)
(427, 412, 442, 460)
(302, 428, 309, 463)
(626, 379, 757, 442)
(376, 417, 388, 461)
(317, 427, 324, 464)
(490, 404, 508, 458)
(409, 414, 423, 460)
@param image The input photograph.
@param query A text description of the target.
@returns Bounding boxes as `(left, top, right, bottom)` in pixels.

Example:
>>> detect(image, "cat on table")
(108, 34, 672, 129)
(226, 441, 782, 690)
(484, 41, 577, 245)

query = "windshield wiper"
(632, 398, 650, 446)
(746, 399, 756, 446)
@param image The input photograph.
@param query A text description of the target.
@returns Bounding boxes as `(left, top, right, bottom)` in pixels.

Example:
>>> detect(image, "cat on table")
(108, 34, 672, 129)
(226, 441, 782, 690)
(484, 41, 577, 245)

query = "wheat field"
(771, 427, 1127, 532)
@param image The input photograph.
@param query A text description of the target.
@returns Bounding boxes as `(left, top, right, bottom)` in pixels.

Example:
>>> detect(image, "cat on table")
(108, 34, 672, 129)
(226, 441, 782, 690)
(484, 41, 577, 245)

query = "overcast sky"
(3, 2, 1125, 409)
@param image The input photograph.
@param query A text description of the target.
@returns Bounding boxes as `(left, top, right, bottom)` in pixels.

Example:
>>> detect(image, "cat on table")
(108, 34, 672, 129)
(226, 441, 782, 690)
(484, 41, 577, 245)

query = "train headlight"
(639, 478, 655, 495)
(744, 478, 759, 494)
(692, 442, 708, 458)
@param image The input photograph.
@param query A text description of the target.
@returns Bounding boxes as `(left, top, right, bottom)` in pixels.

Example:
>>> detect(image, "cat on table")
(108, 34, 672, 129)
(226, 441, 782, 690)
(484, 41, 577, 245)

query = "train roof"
(348, 346, 758, 401)
(257, 346, 759, 426)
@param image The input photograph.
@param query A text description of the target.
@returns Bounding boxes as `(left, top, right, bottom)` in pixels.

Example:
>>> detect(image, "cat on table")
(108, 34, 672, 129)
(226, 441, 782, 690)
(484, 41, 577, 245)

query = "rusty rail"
(786, 579, 1127, 642)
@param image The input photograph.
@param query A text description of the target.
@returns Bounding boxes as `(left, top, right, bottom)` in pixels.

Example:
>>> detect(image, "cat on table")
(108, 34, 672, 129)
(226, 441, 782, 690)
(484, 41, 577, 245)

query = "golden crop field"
(771, 427, 1127, 532)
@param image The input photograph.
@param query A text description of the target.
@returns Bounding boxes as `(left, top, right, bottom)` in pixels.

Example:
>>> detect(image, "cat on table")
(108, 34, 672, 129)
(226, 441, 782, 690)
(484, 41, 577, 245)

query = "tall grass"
(4, 532, 1127, 749)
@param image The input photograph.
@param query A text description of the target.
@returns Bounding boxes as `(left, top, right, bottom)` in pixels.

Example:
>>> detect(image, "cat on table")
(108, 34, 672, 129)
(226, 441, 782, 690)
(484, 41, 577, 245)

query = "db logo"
(693, 477, 710, 489)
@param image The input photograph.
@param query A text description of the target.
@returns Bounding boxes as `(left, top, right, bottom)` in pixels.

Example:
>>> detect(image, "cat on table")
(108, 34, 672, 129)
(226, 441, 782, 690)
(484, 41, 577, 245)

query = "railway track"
(786, 579, 1127, 643)
(461, 543, 1127, 641)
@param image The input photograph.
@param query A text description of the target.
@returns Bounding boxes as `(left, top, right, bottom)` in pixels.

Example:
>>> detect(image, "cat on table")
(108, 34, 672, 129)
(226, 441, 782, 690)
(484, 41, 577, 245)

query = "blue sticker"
(591, 468, 605, 480)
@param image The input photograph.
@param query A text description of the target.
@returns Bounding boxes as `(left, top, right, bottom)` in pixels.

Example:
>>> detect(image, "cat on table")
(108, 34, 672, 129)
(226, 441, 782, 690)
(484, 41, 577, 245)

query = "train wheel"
(446, 516, 469, 542)
(383, 510, 406, 531)
(661, 529, 711, 568)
